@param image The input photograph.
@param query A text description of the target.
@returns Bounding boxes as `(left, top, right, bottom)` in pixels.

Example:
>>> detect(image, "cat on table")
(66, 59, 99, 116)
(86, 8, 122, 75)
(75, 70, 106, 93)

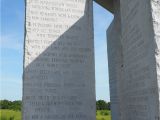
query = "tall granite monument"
(23, 0, 96, 120)
(23, 0, 160, 120)
(106, 0, 160, 120)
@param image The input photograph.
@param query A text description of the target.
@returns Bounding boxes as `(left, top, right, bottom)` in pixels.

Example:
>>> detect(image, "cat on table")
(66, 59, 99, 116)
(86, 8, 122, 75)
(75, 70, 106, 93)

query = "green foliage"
(0, 100, 22, 111)
(100, 111, 109, 116)
(107, 102, 110, 110)
(96, 100, 110, 110)
(1, 115, 7, 120)
(0, 110, 21, 120)
(96, 110, 111, 120)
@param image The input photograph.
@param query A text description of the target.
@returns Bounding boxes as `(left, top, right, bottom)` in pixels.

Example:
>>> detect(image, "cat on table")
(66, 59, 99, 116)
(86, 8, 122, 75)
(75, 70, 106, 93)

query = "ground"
(0, 109, 111, 120)
(0, 109, 21, 120)
(96, 110, 111, 120)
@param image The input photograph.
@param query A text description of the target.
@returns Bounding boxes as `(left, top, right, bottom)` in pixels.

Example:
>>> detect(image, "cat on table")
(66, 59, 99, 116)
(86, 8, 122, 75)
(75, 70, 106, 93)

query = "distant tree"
(107, 102, 111, 110)
(11, 101, 22, 111)
(0, 100, 12, 109)
(0, 100, 22, 111)
(96, 100, 108, 110)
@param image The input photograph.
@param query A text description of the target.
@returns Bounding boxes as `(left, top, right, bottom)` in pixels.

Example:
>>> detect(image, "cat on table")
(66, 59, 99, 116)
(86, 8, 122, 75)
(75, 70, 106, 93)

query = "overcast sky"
(0, 0, 113, 102)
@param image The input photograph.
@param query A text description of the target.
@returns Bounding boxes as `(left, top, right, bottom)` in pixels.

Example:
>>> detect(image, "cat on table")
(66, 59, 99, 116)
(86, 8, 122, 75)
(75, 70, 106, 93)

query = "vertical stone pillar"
(23, 0, 96, 120)
(107, 0, 123, 120)
(151, 1, 160, 117)
(120, 0, 160, 119)
(107, 0, 160, 120)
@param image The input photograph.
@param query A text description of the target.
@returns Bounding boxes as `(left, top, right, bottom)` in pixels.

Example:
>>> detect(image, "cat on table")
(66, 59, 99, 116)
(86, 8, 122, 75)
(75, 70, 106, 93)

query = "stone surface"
(151, 0, 160, 117)
(23, 0, 96, 120)
(107, 21, 121, 120)
(107, 0, 160, 120)
(107, 0, 122, 120)
(23, 0, 160, 120)
(94, 0, 114, 13)
(120, 0, 160, 119)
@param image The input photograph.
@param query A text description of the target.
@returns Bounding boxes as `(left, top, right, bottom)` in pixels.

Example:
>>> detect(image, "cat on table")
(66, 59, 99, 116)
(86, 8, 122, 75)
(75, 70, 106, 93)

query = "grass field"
(96, 110, 111, 120)
(0, 109, 111, 120)
(0, 110, 21, 120)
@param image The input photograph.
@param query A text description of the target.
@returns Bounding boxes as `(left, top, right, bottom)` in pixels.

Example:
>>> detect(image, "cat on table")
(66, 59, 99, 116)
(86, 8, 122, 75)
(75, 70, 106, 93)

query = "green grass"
(0, 109, 21, 120)
(0, 109, 111, 120)
(96, 110, 111, 120)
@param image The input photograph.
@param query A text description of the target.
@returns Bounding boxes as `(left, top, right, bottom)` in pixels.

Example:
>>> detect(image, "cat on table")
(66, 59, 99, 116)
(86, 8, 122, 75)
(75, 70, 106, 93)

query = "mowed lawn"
(96, 110, 111, 120)
(0, 109, 111, 120)
(0, 110, 21, 120)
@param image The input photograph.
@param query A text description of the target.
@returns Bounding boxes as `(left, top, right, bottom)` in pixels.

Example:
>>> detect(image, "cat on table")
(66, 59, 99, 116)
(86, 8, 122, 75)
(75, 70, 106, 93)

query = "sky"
(0, 0, 113, 102)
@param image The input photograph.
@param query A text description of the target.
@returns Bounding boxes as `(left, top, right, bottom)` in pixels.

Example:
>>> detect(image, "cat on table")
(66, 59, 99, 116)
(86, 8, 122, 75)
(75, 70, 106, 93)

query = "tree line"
(0, 100, 22, 111)
(0, 100, 110, 111)
(96, 100, 110, 110)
